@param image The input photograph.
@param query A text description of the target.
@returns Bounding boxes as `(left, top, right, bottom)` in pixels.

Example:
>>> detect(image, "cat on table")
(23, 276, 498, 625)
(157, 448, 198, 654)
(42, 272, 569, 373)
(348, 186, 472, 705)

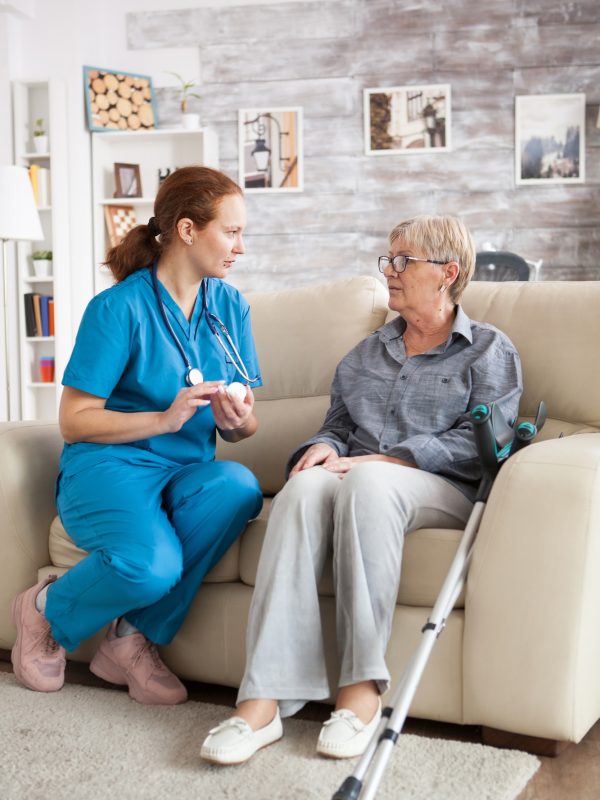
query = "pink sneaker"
(11, 575, 66, 692)
(89, 621, 188, 705)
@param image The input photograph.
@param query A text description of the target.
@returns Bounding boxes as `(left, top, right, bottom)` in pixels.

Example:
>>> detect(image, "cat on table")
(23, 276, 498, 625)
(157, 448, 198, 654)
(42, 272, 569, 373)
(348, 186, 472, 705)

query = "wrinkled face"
(384, 236, 448, 316)
(190, 193, 247, 279)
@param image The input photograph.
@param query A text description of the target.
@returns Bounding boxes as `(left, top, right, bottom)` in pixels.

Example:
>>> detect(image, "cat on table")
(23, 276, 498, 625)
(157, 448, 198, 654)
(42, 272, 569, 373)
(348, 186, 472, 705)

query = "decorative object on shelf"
(0, 165, 44, 420)
(364, 84, 451, 155)
(239, 107, 303, 192)
(158, 166, 177, 186)
(32, 250, 53, 278)
(515, 93, 585, 185)
(39, 356, 55, 383)
(83, 66, 157, 132)
(166, 72, 201, 129)
(113, 163, 142, 198)
(32, 118, 49, 154)
(104, 204, 137, 248)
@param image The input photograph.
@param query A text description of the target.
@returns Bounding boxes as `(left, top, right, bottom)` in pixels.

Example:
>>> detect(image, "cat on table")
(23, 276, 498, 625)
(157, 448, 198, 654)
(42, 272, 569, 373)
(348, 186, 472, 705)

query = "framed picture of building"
(238, 107, 303, 192)
(515, 93, 585, 185)
(364, 84, 451, 155)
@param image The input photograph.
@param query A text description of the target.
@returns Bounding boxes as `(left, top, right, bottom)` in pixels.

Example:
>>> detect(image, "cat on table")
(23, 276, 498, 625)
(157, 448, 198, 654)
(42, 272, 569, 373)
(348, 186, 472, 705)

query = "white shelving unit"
(12, 79, 71, 421)
(91, 128, 219, 295)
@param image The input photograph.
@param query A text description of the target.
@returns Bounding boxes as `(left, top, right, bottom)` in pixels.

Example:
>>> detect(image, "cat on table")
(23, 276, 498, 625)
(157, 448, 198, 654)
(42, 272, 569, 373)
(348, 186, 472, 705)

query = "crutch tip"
(332, 776, 363, 800)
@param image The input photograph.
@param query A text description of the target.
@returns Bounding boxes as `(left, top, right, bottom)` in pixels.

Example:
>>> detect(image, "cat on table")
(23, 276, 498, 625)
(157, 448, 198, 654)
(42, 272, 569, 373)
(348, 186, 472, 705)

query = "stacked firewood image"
(87, 70, 155, 130)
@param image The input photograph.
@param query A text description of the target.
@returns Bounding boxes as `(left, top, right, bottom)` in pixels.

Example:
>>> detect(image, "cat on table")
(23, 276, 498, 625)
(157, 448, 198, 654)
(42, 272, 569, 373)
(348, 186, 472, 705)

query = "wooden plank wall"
(128, 0, 600, 291)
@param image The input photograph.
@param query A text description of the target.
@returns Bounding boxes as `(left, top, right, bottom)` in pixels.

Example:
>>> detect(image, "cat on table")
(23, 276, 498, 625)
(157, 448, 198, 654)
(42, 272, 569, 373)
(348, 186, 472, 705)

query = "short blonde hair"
(389, 215, 475, 303)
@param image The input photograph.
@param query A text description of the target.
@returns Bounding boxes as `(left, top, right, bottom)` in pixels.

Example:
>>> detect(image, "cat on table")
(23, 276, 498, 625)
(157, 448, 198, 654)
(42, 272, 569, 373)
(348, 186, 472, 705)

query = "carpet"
(0, 672, 539, 800)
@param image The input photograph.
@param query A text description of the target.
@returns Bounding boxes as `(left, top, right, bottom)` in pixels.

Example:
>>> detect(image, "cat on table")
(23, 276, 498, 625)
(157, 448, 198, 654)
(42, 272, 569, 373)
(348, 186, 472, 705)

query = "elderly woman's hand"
(289, 443, 338, 477)
(323, 454, 417, 476)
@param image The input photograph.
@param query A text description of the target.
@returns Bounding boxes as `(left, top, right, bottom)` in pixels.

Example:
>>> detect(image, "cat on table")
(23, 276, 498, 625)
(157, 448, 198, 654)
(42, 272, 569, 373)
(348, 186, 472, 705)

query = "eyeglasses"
(378, 255, 448, 274)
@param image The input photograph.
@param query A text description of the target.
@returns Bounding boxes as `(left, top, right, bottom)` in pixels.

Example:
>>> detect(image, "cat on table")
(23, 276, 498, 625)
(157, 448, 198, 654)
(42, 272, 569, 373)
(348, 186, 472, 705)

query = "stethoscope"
(151, 261, 260, 387)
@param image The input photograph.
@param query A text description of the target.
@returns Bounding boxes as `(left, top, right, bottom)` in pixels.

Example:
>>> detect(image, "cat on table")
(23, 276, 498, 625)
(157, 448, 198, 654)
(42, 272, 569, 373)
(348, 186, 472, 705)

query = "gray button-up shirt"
(290, 305, 523, 501)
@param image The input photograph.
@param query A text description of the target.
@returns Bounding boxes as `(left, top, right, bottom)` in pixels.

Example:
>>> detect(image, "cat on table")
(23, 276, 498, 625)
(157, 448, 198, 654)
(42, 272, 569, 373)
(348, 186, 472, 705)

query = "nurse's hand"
(212, 385, 258, 442)
(162, 381, 224, 433)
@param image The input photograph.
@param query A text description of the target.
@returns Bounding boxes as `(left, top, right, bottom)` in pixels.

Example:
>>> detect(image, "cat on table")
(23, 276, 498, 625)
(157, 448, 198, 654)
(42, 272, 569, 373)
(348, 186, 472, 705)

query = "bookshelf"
(91, 128, 219, 294)
(12, 79, 71, 420)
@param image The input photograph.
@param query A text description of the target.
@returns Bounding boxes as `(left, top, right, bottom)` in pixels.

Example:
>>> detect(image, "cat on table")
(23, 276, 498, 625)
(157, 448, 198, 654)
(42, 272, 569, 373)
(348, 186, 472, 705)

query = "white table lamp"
(0, 165, 44, 421)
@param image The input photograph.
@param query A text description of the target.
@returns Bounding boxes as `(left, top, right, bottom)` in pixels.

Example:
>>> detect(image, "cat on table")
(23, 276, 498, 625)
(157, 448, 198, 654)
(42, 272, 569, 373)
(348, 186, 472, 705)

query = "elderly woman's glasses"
(378, 255, 448, 274)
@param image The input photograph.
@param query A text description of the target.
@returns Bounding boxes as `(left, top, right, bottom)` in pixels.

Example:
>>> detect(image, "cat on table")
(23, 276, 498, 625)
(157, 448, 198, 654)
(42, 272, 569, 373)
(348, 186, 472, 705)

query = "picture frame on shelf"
(364, 84, 451, 155)
(83, 66, 157, 132)
(104, 204, 138, 248)
(515, 93, 585, 185)
(114, 163, 142, 198)
(238, 107, 303, 192)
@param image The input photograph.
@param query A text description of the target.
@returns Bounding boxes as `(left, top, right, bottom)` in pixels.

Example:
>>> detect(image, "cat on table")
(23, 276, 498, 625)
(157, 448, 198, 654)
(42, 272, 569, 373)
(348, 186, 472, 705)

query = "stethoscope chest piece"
(186, 367, 204, 386)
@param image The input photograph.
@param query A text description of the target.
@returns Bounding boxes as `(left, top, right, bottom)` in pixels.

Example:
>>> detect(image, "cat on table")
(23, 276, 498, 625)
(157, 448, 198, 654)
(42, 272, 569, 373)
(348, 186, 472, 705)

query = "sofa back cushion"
(217, 276, 390, 494)
(461, 282, 600, 438)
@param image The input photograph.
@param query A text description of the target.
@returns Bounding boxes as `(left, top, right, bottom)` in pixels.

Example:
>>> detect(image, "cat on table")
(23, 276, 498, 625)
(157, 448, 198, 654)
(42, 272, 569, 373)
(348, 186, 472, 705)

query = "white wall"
(6, 0, 327, 325)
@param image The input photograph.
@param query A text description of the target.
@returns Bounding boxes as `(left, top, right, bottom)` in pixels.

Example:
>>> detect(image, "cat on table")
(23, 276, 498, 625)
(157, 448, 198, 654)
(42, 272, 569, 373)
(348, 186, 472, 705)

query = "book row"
(28, 164, 51, 208)
(24, 293, 55, 338)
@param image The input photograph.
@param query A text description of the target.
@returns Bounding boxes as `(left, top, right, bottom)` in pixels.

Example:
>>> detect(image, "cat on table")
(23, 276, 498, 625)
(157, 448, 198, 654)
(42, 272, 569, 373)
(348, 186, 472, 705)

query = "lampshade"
(0, 165, 44, 241)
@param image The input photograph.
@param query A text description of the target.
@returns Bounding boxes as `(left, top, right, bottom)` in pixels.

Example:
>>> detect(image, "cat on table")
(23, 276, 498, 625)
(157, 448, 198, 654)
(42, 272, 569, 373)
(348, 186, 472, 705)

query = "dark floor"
(1, 654, 598, 799)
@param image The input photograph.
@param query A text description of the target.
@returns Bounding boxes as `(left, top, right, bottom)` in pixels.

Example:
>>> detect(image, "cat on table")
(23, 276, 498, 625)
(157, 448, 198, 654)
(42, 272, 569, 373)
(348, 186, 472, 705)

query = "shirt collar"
(378, 304, 474, 346)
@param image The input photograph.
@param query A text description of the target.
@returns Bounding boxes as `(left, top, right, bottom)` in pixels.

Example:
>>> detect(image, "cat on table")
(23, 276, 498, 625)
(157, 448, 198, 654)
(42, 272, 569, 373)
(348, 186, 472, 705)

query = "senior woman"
(201, 215, 522, 764)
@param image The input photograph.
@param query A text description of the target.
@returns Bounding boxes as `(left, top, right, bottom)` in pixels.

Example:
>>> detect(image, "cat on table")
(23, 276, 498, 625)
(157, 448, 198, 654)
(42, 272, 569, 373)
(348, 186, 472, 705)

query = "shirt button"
(400, 375, 407, 380)
(382, 444, 389, 451)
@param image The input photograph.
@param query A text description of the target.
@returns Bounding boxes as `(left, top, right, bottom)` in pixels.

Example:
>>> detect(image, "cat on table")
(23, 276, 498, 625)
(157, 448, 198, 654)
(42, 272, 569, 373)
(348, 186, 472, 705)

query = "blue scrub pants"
(48, 455, 262, 652)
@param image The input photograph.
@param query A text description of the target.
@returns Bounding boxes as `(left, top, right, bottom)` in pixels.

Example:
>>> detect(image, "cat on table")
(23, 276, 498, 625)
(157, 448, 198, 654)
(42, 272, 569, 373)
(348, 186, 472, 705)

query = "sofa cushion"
(49, 515, 242, 583)
(50, 501, 465, 607)
(217, 276, 390, 495)
(239, 499, 465, 608)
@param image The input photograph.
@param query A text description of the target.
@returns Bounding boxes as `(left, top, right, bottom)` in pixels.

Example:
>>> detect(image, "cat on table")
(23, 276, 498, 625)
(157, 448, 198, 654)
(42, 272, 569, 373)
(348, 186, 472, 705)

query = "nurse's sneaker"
(11, 575, 66, 692)
(201, 709, 283, 764)
(89, 621, 187, 705)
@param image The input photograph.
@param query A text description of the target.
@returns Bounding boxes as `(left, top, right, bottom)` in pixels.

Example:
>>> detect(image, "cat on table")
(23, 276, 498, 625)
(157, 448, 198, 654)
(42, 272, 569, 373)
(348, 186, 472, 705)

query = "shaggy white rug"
(0, 672, 539, 800)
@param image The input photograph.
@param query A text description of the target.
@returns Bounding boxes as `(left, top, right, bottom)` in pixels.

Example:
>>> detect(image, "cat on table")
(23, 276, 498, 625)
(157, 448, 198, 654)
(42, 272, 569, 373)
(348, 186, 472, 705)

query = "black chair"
(474, 250, 530, 282)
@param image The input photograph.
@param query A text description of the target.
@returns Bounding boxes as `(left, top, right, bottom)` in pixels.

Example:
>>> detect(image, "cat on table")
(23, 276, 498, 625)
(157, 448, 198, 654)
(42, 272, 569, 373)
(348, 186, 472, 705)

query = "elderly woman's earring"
(439, 284, 447, 293)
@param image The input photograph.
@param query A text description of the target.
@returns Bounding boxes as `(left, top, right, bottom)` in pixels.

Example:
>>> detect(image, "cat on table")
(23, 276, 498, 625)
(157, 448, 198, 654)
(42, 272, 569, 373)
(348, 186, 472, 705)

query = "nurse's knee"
(218, 461, 263, 519)
(107, 540, 183, 605)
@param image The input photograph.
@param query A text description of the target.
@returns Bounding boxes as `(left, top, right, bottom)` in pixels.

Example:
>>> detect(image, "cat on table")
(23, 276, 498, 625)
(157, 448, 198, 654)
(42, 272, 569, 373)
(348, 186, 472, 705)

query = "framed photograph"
(114, 163, 142, 198)
(364, 84, 451, 155)
(104, 204, 138, 248)
(515, 93, 585, 185)
(83, 66, 157, 132)
(238, 107, 303, 192)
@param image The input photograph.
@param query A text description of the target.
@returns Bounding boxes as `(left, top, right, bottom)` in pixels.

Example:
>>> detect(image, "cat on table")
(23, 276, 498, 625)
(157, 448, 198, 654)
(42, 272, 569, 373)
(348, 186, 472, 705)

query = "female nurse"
(11, 166, 263, 705)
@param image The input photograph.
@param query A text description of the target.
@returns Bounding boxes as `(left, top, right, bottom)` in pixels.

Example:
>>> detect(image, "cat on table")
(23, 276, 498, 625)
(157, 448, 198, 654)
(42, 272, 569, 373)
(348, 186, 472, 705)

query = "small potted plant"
(33, 118, 49, 154)
(166, 72, 201, 129)
(32, 250, 53, 278)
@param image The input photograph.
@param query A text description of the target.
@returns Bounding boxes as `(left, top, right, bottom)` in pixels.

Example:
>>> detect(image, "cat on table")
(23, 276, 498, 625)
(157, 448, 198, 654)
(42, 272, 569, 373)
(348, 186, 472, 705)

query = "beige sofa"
(1, 276, 600, 751)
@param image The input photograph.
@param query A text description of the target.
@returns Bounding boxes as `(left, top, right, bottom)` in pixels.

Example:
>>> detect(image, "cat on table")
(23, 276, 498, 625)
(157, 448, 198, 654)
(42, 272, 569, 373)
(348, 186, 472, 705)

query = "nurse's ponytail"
(104, 166, 243, 283)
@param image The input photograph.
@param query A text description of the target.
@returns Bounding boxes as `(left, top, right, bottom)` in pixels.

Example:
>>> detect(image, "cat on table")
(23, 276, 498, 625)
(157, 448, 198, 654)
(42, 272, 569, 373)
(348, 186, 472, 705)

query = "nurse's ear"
(176, 217, 195, 246)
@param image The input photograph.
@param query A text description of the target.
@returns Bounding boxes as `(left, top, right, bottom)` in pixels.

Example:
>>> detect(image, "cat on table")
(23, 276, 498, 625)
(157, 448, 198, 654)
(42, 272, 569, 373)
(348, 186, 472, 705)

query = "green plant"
(33, 118, 46, 137)
(32, 250, 53, 260)
(166, 72, 201, 113)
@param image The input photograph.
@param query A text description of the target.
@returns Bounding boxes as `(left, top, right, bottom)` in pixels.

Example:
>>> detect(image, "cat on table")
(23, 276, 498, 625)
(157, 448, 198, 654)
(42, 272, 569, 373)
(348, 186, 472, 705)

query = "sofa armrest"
(463, 433, 600, 742)
(0, 422, 63, 648)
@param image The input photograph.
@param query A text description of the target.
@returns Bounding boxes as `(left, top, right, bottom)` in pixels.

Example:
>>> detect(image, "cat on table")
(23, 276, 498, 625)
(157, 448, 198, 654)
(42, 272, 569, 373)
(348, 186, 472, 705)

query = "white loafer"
(200, 709, 283, 765)
(316, 698, 382, 759)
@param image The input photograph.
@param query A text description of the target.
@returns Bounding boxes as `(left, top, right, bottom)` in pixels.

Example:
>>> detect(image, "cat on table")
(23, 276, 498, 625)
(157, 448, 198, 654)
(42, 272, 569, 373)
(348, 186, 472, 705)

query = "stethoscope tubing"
(151, 261, 260, 386)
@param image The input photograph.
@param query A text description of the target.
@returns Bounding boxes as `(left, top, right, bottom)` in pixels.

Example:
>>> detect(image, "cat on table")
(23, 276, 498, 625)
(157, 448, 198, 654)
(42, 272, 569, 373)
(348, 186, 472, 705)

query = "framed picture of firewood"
(84, 66, 157, 132)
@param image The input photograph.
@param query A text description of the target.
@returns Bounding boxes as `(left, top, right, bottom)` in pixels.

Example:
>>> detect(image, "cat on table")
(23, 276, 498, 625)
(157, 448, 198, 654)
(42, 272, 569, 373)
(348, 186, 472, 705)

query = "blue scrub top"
(60, 268, 262, 473)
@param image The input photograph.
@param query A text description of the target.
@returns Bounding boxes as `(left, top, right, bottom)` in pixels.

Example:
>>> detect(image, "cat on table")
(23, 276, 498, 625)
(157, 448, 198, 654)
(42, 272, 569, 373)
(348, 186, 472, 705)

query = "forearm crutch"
(331, 401, 547, 800)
